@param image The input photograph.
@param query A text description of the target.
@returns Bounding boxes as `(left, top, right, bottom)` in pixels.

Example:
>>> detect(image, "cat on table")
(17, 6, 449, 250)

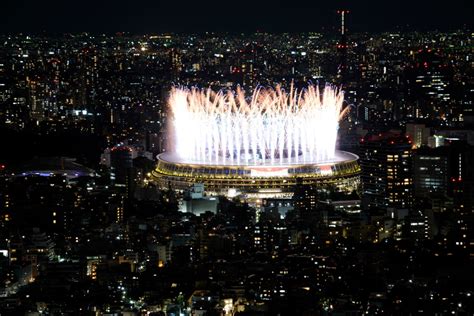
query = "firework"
(169, 84, 347, 165)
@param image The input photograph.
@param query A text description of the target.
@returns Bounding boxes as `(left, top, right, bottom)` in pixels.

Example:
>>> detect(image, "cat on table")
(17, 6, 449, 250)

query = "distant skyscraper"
(413, 141, 474, 205)
(406, 123, 431, 148)
(360, 132, 413, 210)
(413, 147, 449, 198)
(170, 48, 182, 80)
(336, 10, 350, 84)
(450, 143, 474, 215)
(110, 146, 133, 185)
(241, 44, 257, 89)
(406, 49, 452, 119)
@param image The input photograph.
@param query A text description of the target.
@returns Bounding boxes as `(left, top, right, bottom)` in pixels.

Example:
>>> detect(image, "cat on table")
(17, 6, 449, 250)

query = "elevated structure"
(336, 9, 350, 84)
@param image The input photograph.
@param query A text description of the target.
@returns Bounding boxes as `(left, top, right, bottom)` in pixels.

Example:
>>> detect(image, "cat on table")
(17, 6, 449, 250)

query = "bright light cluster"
(169, 84, 347, 165)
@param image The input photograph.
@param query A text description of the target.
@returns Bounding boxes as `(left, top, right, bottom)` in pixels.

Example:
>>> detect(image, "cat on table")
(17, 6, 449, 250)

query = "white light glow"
(169, 84, 347, 165)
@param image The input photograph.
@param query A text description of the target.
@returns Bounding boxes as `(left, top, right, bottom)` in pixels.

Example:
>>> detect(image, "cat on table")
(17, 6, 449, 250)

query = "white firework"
(168, 83, 347, 165)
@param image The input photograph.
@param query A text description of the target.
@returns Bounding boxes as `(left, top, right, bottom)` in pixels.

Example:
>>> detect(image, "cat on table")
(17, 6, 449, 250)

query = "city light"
(169, 84, 347, 165)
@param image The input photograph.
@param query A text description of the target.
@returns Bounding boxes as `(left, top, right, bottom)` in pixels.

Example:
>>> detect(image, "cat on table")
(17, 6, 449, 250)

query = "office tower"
(110, 146, 133, 185)
(413, 147, 449, 198)
(406, 49, 452, 119)
(360, 132, 413, 210)
(406, 123, 431, 148)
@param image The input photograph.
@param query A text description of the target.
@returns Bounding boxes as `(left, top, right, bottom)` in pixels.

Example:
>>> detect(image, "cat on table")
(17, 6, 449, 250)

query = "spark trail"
(169, 84, 347, 165)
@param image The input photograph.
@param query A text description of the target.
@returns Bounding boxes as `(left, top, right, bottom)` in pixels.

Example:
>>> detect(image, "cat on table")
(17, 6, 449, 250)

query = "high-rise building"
(360, 132, 413, 210)
(413, 147, 449, 198)
(406, 123, 431, 148)
(293, 178, 319, 212)
(406, 49, 452, 120)
(170, 48, 182, 79)
(405, 209, 435, 242)
(413, 141, 474, 208)
(110, 146, 133, 185)
(451, 143, 474, 215)
(336, 10, 350, 84)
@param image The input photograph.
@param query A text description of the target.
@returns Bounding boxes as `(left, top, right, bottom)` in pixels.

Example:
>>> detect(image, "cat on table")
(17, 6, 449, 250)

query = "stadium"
(151, 84, 361, 198)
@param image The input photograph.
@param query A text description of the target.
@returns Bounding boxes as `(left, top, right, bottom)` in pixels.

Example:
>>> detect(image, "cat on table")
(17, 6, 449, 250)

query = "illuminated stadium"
(152, 84, 360, 198)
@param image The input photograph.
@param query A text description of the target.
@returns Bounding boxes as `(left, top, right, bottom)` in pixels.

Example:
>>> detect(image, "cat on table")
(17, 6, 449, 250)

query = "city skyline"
(0, 5, 473, 315)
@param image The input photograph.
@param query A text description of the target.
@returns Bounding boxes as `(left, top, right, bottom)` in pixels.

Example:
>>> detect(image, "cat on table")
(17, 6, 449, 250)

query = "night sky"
(2, 0, 473, 33)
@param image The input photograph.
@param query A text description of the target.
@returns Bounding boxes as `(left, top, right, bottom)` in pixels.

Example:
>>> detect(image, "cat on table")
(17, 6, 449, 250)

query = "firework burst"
(168, 83, 347, 165)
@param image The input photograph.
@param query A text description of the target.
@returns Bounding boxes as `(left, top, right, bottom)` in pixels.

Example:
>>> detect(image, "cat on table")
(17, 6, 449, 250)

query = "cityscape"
(0, 1, 473, 315)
